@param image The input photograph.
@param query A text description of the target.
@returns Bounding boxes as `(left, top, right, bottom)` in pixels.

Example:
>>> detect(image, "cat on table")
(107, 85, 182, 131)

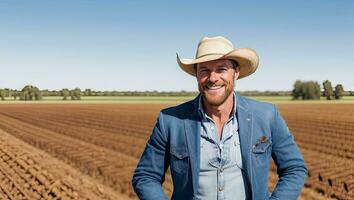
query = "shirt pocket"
(252, 138, 272, 167)
(170, 146, 189, 174)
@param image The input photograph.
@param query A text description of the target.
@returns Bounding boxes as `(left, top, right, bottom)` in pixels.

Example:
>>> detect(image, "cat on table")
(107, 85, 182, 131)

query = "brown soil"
(0, 129, 132, 199)
(0, 103, 353, 199)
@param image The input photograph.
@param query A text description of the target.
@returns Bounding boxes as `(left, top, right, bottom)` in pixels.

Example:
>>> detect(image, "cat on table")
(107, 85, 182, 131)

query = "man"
(132, 36, 307, 200)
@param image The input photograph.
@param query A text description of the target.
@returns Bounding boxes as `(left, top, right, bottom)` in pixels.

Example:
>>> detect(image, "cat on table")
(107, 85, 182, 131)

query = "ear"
(234, 67, 240, 80)
(194, 65, 198, 80)
(194, 64, 198, 77)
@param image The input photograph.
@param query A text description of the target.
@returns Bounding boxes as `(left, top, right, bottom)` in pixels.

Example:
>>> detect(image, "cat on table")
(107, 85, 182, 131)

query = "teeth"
(207, 85, 222, 90)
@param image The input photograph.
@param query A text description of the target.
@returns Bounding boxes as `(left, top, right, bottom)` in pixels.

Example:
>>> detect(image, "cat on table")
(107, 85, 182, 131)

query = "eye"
(198, 68, 209, 73)
(216, 68, 228, 73)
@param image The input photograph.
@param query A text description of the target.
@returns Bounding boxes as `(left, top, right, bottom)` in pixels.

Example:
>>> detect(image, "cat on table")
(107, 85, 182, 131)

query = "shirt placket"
(211, 122, 231, 200)
(217, 165, 225, 199)
(206, 121, 222, 200)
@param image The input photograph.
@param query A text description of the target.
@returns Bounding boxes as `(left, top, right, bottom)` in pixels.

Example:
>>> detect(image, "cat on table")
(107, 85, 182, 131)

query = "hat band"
(196, 53, 225, 59)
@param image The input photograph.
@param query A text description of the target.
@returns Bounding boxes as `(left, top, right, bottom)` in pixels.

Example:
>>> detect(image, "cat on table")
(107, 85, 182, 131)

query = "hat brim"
(177, 48, 259, 79)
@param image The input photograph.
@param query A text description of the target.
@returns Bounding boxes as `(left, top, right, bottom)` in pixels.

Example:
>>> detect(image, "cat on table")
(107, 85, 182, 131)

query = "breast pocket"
(252, 138, 272, 167)
(170, 147, 189, 174)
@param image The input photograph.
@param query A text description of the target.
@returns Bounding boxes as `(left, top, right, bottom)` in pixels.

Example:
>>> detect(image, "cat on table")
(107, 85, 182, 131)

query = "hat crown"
(177, 35, 259, 79)
(196, 36, 234, 58)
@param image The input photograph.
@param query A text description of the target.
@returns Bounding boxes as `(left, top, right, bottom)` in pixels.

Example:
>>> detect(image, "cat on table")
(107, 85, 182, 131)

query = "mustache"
(205, 83, 224, 87)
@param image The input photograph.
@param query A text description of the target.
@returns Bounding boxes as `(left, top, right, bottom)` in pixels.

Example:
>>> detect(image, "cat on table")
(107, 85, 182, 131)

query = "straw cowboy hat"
(177, 36, 259, 79)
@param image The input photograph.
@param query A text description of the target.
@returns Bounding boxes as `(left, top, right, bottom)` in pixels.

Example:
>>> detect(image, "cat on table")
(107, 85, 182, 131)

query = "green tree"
(303, 81, 321, 100)
(0, 89, 5, 100)
(20, 85, 42, 101)
(322, 80, 334, 100)
(61, 88, 70, 100)
(84, 89, 92, 96)
(313, 81, 321, 99)
(4, 88, 10, 97)
(334, 84, 344, 99)
(292, 80, 303, 100)
(70, 88, 81, 100)
(292, 81, 321, 100)
(13, 90, 18, 100)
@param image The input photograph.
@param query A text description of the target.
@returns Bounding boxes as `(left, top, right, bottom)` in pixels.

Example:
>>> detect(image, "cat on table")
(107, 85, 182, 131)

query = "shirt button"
(219, 187, 223, 191)
(220, 167, 224, 172)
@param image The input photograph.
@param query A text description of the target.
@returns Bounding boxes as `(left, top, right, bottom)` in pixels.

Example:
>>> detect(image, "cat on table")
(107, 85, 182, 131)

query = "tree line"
(0, 85, 81, 101)
(0, 85, 42, 101)
(291, 80, 345, 100)
(0, 86, 200, 101)
(0, 82, 351, 101)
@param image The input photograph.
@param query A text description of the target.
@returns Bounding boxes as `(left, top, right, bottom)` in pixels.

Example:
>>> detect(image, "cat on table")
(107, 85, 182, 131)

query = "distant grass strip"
(249, 96, 354, 104)
(1, 95, 354, 104)
(0, 96, 196, 104)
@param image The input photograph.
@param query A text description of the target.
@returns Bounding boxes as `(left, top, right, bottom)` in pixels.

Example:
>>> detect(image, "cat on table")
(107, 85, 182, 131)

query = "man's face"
(196, 59, 240, 106)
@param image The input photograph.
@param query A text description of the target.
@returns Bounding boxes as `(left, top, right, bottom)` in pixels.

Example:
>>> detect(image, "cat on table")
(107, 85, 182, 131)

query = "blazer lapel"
(184, 96, 201, 196)
(236, 93, 254, 196)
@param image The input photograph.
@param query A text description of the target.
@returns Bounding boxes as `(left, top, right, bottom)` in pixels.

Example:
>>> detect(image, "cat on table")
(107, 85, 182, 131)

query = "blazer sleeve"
(270, 105, 308, 200)
(132, 112, 169, 200)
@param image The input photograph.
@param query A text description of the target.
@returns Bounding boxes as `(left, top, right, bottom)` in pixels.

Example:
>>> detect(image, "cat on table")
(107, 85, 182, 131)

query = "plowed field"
(0, 103, 353, 199)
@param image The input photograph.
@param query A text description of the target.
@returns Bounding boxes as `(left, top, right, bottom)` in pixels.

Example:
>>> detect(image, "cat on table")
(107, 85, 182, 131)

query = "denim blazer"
(132, 93, 308, 200)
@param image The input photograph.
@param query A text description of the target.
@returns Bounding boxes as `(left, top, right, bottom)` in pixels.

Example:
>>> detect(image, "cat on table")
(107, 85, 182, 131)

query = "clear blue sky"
(1, 0, 353, 91)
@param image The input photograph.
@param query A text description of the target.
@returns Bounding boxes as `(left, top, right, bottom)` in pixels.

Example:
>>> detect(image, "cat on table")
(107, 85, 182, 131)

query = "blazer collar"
(236, 92, 249, 112)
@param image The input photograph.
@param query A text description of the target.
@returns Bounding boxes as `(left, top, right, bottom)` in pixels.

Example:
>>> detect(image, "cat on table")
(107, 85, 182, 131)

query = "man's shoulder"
(237, 94, 276, 119)
(160, 96, 199, 119)
(239, 95, 275, 110)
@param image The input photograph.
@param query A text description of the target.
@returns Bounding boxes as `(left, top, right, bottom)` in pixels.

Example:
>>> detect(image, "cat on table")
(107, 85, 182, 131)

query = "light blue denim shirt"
(196, 92, 246, 200)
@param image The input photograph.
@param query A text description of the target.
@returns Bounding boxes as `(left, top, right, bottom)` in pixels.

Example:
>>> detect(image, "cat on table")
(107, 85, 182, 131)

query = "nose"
(208, 71, 219, 83)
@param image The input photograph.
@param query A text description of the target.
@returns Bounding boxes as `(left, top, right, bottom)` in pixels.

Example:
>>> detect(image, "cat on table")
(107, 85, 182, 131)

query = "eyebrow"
(198, 64, 230, 69)
(196, 65, 208, 71)
(216, 65, 229, 68)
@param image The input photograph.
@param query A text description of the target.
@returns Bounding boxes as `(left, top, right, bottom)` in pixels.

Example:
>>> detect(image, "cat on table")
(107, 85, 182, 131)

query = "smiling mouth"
(206, 85, 224, 91)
